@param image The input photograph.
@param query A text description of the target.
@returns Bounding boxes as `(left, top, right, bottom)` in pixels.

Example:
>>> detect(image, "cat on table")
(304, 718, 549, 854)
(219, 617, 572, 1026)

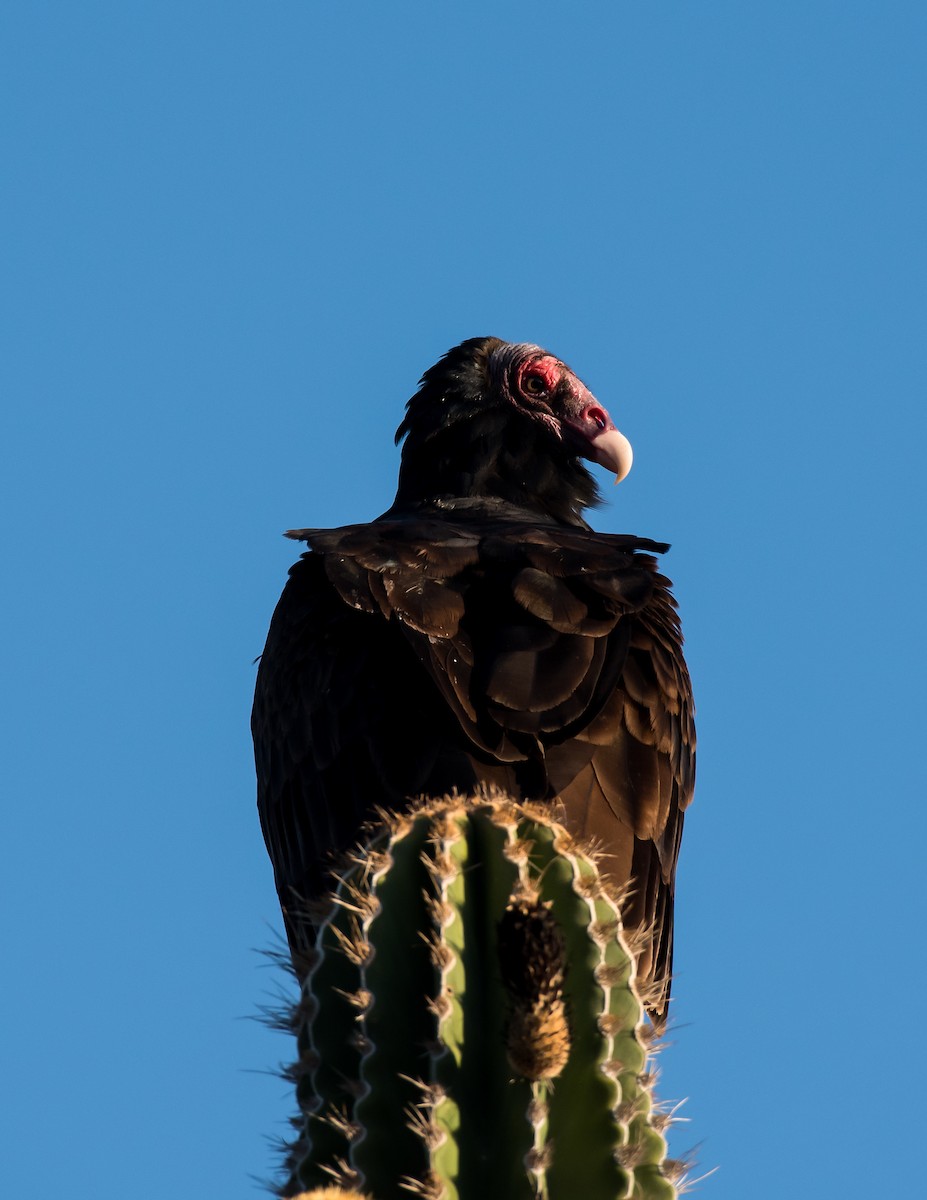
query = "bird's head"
(392, 337, 633, 525)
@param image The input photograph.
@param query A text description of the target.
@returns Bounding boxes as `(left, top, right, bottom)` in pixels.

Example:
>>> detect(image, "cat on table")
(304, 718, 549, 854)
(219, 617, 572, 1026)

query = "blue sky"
(3, 3, 925, 1196)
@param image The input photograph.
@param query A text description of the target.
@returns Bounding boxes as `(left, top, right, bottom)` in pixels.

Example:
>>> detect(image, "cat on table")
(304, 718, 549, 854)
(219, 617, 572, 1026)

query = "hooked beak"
(588, 425, 633, 484)
(561, 393, 634, 484)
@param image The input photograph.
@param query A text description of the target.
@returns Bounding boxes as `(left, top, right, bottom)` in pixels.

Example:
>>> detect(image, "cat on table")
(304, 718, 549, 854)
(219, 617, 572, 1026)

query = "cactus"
(277, 790, 687, 1200)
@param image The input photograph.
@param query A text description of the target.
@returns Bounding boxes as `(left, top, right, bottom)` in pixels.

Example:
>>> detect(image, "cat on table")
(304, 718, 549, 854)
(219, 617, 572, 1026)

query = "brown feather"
(254, 339, 695, 1031)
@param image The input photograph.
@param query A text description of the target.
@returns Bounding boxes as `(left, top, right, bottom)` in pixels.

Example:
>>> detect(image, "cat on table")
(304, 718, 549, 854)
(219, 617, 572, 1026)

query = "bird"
(252, 336, 695, 1029)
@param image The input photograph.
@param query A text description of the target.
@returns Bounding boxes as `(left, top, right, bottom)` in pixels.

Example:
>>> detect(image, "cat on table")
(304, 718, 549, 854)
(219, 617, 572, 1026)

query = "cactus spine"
(280, 791, 685, 1200)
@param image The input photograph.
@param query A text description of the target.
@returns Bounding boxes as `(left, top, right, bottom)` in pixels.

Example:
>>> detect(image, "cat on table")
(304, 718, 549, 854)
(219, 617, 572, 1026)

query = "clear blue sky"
(3, 3, 925, 1196)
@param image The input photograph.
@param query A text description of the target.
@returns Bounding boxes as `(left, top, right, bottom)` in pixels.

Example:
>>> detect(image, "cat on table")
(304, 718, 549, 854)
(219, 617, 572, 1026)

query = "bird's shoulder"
(283, 504, 673, 630)
(264, 510, 687, 765)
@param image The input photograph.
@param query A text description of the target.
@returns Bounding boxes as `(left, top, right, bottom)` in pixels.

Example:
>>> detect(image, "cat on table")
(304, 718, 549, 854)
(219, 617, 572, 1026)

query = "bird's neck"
(391, 410, 599, 526)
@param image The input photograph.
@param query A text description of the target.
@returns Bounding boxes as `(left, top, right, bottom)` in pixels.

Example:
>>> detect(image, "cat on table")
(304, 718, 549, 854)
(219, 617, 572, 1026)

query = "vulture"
(252, 337, 695, 1029)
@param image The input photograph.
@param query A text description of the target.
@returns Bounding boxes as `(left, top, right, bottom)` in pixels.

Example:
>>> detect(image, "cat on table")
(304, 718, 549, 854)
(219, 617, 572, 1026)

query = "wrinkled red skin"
(518, 354, 562, 395)
(514, 354, 632, 483)
(517, 355, 616, 437)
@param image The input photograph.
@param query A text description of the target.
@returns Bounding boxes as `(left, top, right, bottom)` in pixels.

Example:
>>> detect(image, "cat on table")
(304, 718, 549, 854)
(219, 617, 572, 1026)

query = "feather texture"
(252, 338, 695, 1028)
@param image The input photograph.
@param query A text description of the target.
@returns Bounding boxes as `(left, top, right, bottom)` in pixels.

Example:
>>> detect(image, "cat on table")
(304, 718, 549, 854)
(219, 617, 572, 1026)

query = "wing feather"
(254, 516, 694, 1028)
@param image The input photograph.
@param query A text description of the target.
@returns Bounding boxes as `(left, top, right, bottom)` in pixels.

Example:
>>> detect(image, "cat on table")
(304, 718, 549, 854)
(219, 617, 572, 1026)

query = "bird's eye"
(522, 374, 547, 396)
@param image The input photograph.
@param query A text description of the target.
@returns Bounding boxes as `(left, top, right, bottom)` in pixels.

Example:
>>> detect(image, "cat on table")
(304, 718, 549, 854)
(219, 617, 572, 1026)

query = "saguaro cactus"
(278, 791, 686, 1200)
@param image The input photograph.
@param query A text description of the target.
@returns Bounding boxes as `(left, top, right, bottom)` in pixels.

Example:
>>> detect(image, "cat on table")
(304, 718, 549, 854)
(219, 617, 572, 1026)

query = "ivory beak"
(588, 427, 633, 484)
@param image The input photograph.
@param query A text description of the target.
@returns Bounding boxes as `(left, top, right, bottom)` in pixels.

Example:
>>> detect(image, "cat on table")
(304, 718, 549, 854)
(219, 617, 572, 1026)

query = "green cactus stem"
(279, 790, 687, 1200)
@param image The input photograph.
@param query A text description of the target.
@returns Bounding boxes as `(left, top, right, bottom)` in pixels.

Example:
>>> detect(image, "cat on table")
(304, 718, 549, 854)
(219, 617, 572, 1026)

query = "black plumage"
(252, 337, 695, 1028)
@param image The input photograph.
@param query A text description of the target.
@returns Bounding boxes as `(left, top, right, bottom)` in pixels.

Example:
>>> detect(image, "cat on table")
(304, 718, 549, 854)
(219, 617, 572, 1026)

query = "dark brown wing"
(252, 543, 497, 968)
(550, 575, 695, 1025)
(252, 516, 695, 1025)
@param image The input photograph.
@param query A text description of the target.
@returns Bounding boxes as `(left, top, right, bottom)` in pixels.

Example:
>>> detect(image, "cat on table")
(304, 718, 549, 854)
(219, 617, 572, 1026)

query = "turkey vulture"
(252, 336, 695, 1028)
